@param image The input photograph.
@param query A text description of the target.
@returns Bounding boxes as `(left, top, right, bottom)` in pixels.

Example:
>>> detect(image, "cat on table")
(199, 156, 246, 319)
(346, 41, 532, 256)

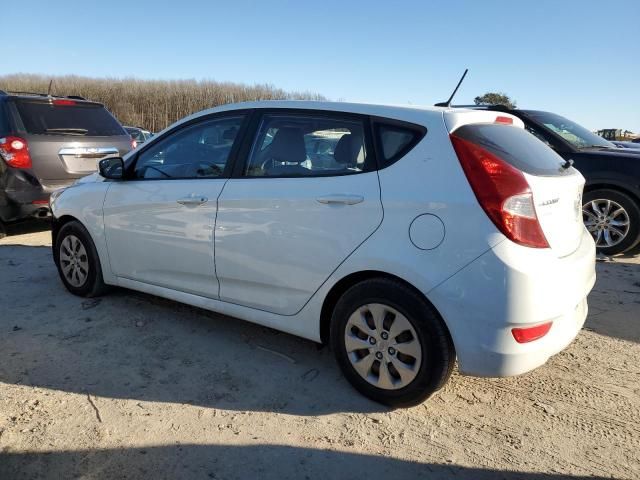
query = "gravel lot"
(1, 223, 639, 479)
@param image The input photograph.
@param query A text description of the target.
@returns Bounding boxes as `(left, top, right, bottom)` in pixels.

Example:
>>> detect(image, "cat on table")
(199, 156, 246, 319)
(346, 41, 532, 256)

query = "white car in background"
(50, 101, 596, 407)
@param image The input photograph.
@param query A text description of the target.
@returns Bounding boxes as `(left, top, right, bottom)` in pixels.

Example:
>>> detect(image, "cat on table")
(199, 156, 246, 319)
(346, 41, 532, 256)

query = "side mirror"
(98, 157, 124, 179)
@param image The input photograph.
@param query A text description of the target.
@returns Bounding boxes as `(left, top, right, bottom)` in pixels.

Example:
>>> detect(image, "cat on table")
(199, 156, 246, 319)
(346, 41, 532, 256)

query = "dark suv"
(0, 91, 132, 235)
(471, 106, 640, 255)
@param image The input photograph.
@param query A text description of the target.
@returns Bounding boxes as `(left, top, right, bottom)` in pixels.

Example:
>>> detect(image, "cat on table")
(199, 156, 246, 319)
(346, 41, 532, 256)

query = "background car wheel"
(0, 221, 6, 239)
(54, 221, 108, 297)
(583, 189, 640, 256)
(330, 277, 455, 408)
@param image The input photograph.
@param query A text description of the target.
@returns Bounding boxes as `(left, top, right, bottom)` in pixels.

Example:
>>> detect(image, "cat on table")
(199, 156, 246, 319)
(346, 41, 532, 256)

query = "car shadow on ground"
(0, 444, 615, 480)
(1, 241, 638, 418)
(1, 218, 51, 237)
(0, 242, 385, 416)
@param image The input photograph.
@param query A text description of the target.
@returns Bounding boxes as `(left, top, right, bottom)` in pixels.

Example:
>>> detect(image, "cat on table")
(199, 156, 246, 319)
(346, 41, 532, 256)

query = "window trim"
(370, 116, 427, 170)
(232, 109, 379, 179)
(123, 110, 252, 181)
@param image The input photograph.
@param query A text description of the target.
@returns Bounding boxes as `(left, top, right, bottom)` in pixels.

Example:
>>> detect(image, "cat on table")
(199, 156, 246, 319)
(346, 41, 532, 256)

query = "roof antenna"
(435, 68, 468, 107)
(47, 79, 54, 97)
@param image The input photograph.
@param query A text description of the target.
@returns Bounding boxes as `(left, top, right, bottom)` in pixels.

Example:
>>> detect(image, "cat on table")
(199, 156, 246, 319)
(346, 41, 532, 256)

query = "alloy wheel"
(59, 234, 90, 287)
(344, 303, 422, 390)
(583, 199, 630, 248)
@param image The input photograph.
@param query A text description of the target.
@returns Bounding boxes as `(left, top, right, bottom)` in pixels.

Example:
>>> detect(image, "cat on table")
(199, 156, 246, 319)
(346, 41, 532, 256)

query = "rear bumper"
(429, 228, 596, 377)
(0, 168, 60, 222)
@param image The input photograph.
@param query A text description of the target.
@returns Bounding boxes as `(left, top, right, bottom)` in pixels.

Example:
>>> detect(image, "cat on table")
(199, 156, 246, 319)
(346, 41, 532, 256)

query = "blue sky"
(2, 0, 639, 131)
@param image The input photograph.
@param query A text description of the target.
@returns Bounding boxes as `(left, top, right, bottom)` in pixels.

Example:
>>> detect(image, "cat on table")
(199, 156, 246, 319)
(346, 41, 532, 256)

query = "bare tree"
(0, 73, 326, 131)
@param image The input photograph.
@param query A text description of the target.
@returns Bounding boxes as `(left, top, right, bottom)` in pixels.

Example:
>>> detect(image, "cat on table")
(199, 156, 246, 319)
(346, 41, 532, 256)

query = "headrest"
(334, 133, 363, 165)
(270, 127, 306, 164)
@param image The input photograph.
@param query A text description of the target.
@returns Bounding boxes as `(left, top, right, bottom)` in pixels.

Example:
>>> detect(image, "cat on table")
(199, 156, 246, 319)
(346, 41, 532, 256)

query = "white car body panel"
(215, 172, 383, 315)
(102, 179, 226, 298)
(50, 100, 596, 378)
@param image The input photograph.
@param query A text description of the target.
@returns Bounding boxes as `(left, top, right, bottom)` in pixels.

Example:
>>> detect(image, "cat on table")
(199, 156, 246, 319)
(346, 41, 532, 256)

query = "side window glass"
(375, 123, 425, 168)
(134, 116, 243, 179)
(245, 114, 368, 177)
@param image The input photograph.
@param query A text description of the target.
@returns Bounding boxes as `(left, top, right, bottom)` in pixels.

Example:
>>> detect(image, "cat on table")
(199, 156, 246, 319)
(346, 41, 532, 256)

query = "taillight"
(131, 138, 137, 150)
(0, 136, 33, 169)
(512, 322, 553, 343)
(52, 99, 76, 106)
(450, 133, 549, 248)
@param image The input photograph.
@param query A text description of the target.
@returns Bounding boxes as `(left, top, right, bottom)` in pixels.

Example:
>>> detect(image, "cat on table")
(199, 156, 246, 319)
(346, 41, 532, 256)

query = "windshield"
(525, 111, 615, 149)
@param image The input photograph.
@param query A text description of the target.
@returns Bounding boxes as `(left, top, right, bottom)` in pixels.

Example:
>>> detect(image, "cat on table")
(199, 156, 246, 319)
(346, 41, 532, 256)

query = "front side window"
(245, 114, 368, 177)
(133, 116, 243, 179)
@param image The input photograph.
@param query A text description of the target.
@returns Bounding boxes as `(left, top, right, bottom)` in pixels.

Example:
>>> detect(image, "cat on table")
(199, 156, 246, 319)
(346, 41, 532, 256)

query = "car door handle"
(177, 195, 208, 206)
(316, 194, 364, 205)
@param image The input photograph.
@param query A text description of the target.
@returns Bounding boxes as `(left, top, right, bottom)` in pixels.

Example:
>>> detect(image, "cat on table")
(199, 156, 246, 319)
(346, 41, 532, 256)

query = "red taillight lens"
(52, 99, 76, 106)
(450, 133, 549, 248)
(512, 322, 553, 343)
(131, 138, 137, 150)
(0, 136, 33, 169)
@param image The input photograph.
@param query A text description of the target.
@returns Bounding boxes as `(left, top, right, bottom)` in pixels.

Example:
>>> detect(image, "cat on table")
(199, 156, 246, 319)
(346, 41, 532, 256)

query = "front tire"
(330, 277, 455, 408)
(583, 189, 640, 255)
(54, 221, 108, 297)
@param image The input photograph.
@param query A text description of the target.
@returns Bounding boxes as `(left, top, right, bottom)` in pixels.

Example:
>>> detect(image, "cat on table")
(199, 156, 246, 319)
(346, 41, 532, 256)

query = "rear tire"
(0, 221, 6, 239)
(583, 189, 640, 255)
(330, 277, 455, 407)
(54, 221, 108, 297)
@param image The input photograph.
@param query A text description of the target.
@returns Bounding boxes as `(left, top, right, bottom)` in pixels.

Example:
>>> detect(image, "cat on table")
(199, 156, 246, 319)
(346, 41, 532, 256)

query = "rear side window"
(14, 100, 125, 137)
(245, 114, 370, 177)
(452, 123, 569, 176)
(374, 122, 425, 168)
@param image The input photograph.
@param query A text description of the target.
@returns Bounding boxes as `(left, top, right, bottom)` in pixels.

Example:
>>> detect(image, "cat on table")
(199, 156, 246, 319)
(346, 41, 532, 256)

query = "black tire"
(583, 189, 640, 256)
(0, 221, 6, 240)
(330, 277, 455, 408)
(53, 220, 108, 297)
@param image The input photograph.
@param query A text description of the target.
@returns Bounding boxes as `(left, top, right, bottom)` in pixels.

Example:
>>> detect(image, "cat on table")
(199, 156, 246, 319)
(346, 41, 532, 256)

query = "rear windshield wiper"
(45, 128, 89, 136)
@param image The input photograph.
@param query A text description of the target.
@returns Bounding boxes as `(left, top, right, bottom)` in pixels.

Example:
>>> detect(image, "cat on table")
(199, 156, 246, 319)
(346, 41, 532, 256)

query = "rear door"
(12, 98, 131, 188)
(214, 111, 383, 315)
(445, 111, 585, 257)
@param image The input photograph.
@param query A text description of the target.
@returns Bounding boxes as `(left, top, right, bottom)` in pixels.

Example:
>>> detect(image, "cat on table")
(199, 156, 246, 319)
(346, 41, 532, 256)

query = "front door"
(103, 115, 246, 298)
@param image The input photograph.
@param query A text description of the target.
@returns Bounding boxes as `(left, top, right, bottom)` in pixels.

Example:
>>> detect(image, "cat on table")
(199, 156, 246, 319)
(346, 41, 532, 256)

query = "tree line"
(0, 73, 325, 132)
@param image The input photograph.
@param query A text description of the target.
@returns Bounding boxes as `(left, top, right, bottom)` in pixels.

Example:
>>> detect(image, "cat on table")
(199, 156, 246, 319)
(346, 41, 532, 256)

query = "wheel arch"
(583, 182, 640, 206)
(51, 214, 82, 245)
(319, 270, 451, 346)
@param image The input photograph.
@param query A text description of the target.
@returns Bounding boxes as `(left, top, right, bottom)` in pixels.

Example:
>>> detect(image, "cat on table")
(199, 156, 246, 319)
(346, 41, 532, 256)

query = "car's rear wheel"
(0, 221, 6, 239)
(330, 277, 455, 407)
(582, 189, 640, 255)
(54, 221, 108, 297)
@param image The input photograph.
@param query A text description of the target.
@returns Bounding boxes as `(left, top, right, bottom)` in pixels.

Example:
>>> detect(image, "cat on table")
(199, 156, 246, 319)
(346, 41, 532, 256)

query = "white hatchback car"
(50, 101, 596, 407)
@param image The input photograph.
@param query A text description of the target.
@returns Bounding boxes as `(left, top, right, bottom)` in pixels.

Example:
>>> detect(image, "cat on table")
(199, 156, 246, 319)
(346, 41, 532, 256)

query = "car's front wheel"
(54, 220, 108, 297)
(582, 189, 640, 255)
(330, 277, 455, 407)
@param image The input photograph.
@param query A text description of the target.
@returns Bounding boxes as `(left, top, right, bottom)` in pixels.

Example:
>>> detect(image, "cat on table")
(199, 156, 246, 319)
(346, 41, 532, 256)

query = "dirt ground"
(1, 222, 639, 480)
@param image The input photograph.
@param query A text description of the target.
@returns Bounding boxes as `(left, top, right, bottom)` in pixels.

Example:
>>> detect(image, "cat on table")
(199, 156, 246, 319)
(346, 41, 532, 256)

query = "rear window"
(452, 123, 569, 176)
(375, 122, 426, 168)
(14, 100, 125, 137)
